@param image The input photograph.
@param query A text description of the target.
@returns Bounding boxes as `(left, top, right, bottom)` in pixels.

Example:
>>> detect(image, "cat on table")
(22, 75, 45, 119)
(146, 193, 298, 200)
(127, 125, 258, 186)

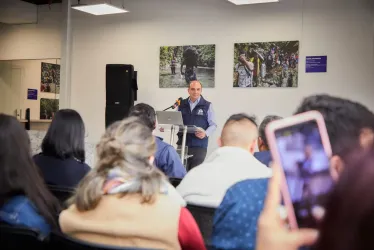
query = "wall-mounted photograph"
(159, 44, 215, 88)
(233, 41, 299, 88)
(41, 62, 60, 94)
(40, 98, 59, 120)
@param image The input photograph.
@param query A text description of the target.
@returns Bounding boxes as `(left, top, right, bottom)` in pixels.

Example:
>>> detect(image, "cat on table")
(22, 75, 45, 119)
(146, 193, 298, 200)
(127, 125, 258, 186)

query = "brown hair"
(70, 117, 165, 211)
(315, 146, 374, 250)
(0, 114, 60, 228)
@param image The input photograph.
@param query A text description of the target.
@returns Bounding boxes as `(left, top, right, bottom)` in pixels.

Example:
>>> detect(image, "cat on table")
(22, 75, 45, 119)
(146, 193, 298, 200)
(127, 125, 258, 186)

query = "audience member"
(0, 114, 60, 236)
(33, 109, 91, 188)
(211, 95, 374, 250)
(256, 147, 374, 250)
(315, 147, 374, 250)
(254, 115, 282, 167)
(59, 117, 200, 250)
(129, 103, 186, 178)
(177, 114, 271, 207)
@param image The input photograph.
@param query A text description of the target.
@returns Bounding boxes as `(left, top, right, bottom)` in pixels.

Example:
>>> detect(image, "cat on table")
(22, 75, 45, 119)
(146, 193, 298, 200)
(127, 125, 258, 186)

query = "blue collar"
(188, 96, 201, 105)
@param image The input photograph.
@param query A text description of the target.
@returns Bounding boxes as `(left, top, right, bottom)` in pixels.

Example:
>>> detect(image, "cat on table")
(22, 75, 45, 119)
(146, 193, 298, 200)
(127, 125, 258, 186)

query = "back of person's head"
(42, 109, 86, 162)
(294, 95, 374, 180)
(220, 113, 258, 153)
(295, 95, 374, 157)
(258, 115, 283, 151)
(128, 103, 156, 130)
(0, 114, 60, 227)
(72, 116, 165, 212)
(316, 147, 374, 250)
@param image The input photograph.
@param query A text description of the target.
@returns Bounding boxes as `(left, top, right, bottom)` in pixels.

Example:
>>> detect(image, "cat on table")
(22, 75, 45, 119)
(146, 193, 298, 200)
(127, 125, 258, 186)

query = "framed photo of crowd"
(233, 41, 299, 88)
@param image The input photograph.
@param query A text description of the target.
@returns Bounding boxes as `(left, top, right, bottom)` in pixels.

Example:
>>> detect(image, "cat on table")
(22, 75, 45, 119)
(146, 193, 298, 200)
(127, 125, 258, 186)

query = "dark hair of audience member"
(259, 115, 282, 148)
(42, 109, 86, 162)
(224, 113, 257, 127)
(294, 94, 374, 156)
(315, 146, 374, 250)
(0, 114, 60, 227)
(128, 103, 156, 130)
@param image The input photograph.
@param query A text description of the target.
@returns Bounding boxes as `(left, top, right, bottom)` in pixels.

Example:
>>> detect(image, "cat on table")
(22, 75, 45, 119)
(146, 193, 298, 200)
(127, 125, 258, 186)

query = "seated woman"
(59, 117, 205, 250)
(0, 114, 60, 236)
(33, 109, 91, 188)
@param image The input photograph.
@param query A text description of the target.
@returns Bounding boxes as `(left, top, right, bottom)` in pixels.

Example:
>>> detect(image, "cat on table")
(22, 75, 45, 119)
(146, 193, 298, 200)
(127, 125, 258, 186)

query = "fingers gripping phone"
(266, 111, 333, 229)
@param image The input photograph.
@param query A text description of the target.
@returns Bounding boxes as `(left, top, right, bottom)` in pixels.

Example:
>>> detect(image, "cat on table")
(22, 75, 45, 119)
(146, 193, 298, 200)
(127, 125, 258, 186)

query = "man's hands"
(195, 130, 206, 139)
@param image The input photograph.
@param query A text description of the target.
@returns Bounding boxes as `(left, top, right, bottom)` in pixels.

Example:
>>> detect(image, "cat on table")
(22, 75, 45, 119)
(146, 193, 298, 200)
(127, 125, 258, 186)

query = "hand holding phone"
(265, 111, 333, 229)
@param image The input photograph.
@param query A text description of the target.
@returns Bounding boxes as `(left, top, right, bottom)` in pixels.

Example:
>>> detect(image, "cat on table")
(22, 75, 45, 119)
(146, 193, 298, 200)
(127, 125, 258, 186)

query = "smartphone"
(266, 111, 333, 229)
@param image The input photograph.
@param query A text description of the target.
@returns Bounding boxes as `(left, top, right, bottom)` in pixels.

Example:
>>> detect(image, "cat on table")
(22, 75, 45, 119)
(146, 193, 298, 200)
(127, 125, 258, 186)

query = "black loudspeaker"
(105, 105, 132, 128)
(105, 64, 137, 128)
(106, 64, 134, 106)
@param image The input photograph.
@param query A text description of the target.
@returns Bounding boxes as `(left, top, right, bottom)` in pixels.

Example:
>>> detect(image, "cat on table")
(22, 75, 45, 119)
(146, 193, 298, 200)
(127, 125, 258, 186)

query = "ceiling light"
(227, 0, 279, 5)
(71, 3, 128, 15)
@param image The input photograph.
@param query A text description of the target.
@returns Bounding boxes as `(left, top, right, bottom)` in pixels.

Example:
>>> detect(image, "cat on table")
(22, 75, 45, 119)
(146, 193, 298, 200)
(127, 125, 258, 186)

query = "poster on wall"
(40, 98, 59, 120)
(27, 89, 38, 100)
(306, 56, 327, 73)
(159, 44, 215, 88)
(40, 62, 60, 94)
(233, 41, 299, 88)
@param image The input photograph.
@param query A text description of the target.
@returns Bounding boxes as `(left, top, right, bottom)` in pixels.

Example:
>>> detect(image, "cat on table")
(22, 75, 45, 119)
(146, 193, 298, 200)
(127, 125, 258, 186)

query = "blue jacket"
(254, 151, 272, 167)
(178, 96, 211, 148)
(154, 136, 186, 178)
(0, 195, 51, 237)
(211, 178, 268, 250)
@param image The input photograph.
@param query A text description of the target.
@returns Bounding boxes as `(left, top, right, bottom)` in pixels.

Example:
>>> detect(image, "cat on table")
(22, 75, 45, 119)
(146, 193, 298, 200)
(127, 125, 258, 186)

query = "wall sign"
(306, 56, 327, 73)
(27, 88, 38, 100)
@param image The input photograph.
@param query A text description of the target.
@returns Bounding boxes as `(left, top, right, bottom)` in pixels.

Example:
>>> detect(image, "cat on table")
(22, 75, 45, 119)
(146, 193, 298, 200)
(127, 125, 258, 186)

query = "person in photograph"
(170, 57, 176, 75)
(234, 50, 254, 87)
(248, 49, 265, 87)
(181, 46, 198, 84)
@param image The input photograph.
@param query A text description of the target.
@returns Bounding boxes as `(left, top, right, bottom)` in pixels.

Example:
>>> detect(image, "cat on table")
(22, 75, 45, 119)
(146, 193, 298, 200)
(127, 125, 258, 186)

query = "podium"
(156, 111, 199, 166)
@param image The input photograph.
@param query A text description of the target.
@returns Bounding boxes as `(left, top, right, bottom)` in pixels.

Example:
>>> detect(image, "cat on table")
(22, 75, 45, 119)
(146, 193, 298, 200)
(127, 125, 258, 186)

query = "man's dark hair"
(42, 109, 86, 162)
(294, 95, 374, 157)
(259, 115, 283, 147)
(128, 103, 156, 131)
(224, 113, 257, 127)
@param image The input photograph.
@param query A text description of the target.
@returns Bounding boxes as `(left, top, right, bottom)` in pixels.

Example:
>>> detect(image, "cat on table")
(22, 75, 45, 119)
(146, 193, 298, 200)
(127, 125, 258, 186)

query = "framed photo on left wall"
(40, 98, 59, 120)
(41, 62, 60, 94)
(159, 44, 216, 88)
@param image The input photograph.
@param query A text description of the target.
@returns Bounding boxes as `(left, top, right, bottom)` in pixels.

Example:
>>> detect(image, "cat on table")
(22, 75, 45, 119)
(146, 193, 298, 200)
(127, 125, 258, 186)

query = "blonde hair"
(70, 117, 165, 211)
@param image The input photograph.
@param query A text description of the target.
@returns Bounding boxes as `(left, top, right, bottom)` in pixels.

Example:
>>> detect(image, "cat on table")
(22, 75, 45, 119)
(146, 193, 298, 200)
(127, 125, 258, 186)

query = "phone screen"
(274, 120, 333, 228)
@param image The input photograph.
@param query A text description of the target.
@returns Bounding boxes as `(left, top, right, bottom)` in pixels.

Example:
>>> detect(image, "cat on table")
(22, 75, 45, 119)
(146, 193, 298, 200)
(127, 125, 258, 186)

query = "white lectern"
(156, 111, 199, 166)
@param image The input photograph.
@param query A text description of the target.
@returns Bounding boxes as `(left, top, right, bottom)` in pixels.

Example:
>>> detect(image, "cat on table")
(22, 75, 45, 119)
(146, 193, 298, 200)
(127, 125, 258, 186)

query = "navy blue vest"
(177, 96, 210, 148)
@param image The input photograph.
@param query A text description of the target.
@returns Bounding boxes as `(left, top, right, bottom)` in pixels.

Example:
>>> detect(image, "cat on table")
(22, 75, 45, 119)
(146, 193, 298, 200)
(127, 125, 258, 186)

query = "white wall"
(70, 0, 374, 152)
(0, 0, 37, 24)
(0, 4, 62, 60)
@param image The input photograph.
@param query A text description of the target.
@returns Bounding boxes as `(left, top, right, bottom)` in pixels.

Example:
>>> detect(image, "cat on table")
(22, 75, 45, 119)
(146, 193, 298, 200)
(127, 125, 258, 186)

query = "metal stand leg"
(181, 126, 187, 163)
(170, 125, 175, 145)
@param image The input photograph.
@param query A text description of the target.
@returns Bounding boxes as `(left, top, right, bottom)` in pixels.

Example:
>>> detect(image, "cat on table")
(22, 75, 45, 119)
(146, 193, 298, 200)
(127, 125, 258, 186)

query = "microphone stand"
(163, 106, 175, 111)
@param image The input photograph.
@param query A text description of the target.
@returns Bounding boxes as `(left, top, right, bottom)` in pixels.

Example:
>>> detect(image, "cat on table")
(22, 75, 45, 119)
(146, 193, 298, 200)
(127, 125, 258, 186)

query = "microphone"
(163, 97, 183, 111)
(171, 97, 183, 109)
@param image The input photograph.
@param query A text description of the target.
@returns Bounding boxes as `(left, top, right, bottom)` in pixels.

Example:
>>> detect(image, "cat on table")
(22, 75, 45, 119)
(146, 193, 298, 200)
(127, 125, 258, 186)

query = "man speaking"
(177, 81, 217, 170)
